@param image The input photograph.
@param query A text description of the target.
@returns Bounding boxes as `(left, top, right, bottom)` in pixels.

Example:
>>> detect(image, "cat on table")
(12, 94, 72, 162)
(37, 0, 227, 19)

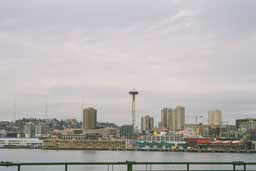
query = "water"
(0, 149, 256, 171)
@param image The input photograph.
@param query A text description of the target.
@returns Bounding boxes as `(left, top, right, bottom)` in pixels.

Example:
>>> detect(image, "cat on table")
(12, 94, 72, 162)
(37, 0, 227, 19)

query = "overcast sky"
(1, 0, 256, 125)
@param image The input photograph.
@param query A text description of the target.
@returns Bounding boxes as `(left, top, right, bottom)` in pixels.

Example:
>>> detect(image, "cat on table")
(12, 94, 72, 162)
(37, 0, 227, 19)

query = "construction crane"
(187, 114, 204, 124)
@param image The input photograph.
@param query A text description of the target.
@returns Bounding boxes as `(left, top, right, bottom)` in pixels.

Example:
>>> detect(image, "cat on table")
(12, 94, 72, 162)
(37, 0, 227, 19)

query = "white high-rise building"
(208, 109, 222, 127)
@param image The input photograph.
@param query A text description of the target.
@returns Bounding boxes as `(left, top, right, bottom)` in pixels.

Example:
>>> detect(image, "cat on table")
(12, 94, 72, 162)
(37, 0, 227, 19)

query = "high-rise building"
(141, 115, 154, 132)
(162, 106, 185, 131)
(161, 108, 168, 128)
(167, 108, 175, 130)
(208, 109, 222, 127)
(174, 106, 185, 131)
(83, 107, 97, 129)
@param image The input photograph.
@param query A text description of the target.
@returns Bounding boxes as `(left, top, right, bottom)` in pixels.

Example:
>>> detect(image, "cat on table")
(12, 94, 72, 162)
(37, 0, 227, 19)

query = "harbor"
(0, 137, 256, 153)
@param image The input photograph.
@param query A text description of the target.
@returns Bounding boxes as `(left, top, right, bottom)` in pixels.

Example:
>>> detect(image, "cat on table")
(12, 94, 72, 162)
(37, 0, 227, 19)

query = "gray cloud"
(0, 0, 256, 125)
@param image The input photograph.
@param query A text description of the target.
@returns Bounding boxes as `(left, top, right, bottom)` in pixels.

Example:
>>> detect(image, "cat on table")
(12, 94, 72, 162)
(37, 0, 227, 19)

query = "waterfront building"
(60, 133, 101, 140)
(135, 141, 187, 150)
(100, 128, 120, 139)
(209, 127, 221, 138)
(83, 128, 120, 139)
(185, 124, 209, 137)
(59, 128, 120, 141)
(185, 137, 213, 147)
(197, 141, 249, 151)
(208, 109, 222, 127)
(83, 107, 97, 129)
(235, 119, 256, 141)
(236, 118, 256, 130)
(51, 127, 120, 141)
(24, 122, 36, 138)
(219, 124, 238, 140)
(152, 127, 169, 136)
(120, 125, 134, 139)
(138, 134, 184, 142)
(141, 115, 154, 132)
(43, 139, 126, 150)
(136, 133, 186, 150)
(0, 138, 43, 148)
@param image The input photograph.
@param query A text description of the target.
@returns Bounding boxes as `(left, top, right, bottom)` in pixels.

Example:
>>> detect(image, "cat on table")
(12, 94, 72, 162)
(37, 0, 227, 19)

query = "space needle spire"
(129, 89, 139, 129)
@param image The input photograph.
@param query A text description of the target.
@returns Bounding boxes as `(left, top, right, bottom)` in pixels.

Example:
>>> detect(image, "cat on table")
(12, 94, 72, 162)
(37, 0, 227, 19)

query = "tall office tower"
(83, 107, 97, 129)
(141, 115, 154, 132)
(161, 108, 168, 128)
(172, 106, 185, 131)
(208, 109, 222, 127)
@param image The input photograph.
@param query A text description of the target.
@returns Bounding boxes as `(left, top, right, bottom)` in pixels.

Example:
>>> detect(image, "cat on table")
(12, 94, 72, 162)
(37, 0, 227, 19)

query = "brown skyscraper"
(83, 107, 97, 129)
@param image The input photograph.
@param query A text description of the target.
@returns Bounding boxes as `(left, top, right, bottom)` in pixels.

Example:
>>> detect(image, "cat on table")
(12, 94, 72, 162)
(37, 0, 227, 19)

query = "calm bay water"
(0, 149, 256, 171)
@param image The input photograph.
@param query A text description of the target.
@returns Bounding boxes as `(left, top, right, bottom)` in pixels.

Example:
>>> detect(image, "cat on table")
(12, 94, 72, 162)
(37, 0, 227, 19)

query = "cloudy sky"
(0, 0, 256, 125)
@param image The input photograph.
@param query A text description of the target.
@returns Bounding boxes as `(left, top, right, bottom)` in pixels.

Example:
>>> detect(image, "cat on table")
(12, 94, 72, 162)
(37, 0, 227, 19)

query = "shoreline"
(1, 147, 256, 153)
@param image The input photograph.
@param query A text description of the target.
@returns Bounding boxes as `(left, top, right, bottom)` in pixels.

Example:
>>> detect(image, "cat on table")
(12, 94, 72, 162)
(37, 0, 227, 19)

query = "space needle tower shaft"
(129, 89, 139, 129)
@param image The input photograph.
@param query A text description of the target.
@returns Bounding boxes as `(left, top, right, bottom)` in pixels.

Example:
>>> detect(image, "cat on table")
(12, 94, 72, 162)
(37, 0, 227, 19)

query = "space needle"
(129, 89, 139, 129)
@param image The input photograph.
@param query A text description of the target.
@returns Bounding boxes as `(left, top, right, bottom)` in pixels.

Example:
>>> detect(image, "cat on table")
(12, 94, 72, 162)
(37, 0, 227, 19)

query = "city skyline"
(0, 91, 255, 126)
(0, 102, 250, 127)
(1, 0, 256, 123)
